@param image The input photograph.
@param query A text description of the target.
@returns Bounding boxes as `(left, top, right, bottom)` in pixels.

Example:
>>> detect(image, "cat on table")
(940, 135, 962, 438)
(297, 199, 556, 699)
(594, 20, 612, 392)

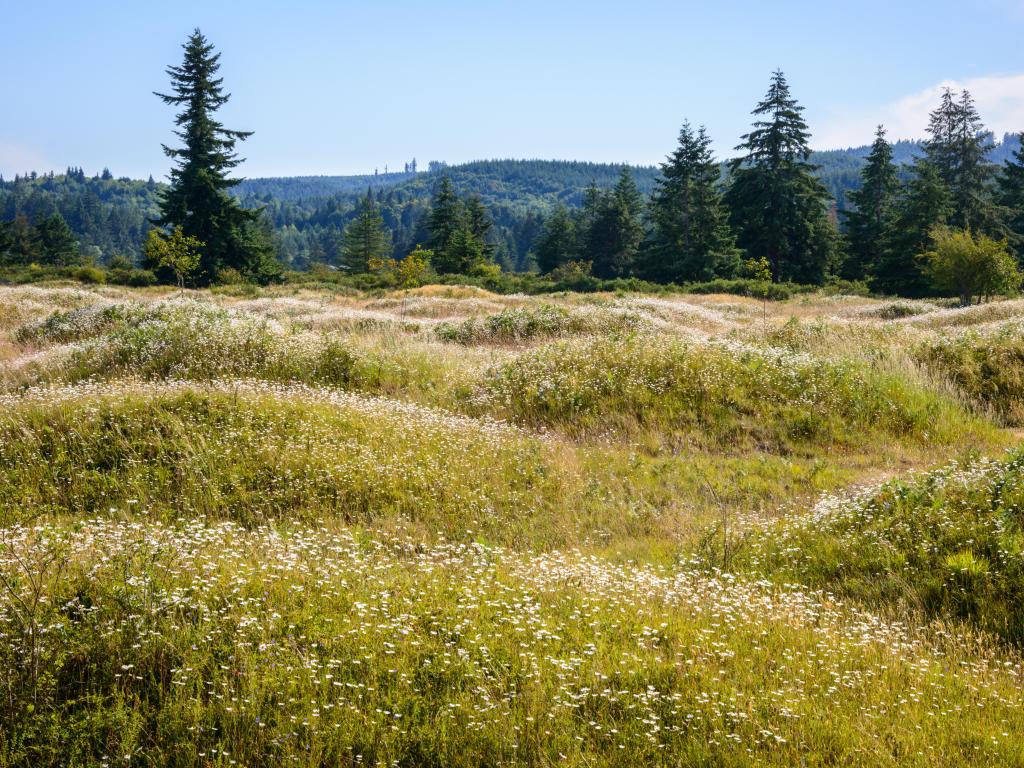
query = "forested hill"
(2, 135, 1020, 269)
(236, 160, 662, 207)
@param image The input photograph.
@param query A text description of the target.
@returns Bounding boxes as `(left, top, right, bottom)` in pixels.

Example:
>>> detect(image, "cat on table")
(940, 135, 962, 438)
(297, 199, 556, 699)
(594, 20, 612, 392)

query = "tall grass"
(0, 383, 578, 546)
(917, 326, 1024, 425)
(712, 449, 1024, 644)
(473, 334, 983, 451)
(3, 519, 1023, 767)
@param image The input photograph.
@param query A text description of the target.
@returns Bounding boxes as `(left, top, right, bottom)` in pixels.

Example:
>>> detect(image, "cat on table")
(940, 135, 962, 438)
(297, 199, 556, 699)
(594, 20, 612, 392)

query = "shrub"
(923, 227, 1022, 306)
(73, 266, 106, 284)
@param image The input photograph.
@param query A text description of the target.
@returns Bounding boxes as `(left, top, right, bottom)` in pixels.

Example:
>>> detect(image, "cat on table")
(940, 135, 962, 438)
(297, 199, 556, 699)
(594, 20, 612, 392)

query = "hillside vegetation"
(4, 283, 1024, 765)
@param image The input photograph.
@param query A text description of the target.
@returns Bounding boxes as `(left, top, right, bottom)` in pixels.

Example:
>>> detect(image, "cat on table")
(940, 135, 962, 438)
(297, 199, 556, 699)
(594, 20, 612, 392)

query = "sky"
(3, 0, 1024, 180)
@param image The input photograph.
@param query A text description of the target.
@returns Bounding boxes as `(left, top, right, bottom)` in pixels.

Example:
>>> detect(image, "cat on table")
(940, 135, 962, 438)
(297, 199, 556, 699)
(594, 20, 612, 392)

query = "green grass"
(9, 301, 465, 400)
(713, 448, 1024, 644)
(0, 384, 579, 546)
(3, 520, 1024, 767)
(5, 285, 1024, 766)
(434, 304, 648, 345)
(472, 334, 986, 452)
(917, 326, 1024, 425)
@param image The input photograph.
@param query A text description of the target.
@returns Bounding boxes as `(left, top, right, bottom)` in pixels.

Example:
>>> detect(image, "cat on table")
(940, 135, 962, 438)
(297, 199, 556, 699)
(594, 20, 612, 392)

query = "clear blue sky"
(3, 0, 1024, 179)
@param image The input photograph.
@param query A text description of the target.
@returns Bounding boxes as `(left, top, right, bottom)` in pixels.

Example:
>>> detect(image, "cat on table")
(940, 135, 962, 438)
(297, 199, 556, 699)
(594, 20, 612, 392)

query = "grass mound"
(0, 384, 572, 544)
(3, 520, 1022, 767)
(12, 301, 458, 397)
(917, 326, 1024, 425)
(435, 304, 648, 345)
(473, 334, 977, 450)
(721, 449, 1024, 644)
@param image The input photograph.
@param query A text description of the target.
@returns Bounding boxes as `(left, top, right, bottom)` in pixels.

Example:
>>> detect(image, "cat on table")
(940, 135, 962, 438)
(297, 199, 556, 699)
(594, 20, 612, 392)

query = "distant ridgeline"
(1, 135, 1020, 271)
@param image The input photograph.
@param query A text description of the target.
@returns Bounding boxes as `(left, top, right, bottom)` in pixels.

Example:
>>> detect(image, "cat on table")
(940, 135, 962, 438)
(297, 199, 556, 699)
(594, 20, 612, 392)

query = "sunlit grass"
(3, 283, 1024, 765)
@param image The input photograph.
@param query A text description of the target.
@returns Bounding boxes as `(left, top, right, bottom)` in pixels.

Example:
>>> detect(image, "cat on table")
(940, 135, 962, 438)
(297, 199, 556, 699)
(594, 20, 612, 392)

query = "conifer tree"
(874, 160, 951, 296)
(342, 191, 392, 272)
(725, 71, 836, 283)
(32, 213, 78, 266)
(154, 29, 279, 284)
(445, 224, 486, 274)
(534, 205, 578, 274)
(465, 195, 495, 259)
(585, 169, 644, 279)
(923, 89, 999, 233)
(644, 122, 738, 282)
(426, 175, 465, 273)
(997, 132, 1024, 254)
(843, 126, 899, 279)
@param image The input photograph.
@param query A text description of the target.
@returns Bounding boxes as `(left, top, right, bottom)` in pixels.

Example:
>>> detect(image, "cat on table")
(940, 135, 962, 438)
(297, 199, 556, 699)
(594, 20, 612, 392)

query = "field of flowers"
(3, 282, 1024, 766)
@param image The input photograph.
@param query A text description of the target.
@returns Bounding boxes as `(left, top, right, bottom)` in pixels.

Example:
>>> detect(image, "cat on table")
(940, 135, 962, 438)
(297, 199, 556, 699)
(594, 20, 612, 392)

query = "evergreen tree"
(725, 70, 836, 283)
(445, 224, 486, 274)
(923, 89, 999, 233)
(154, 29, 279, 284)
(874, 160, 951, 296)
(534, 205, 578, 274)
(342, 191, 392, 272)
(843, 126, 899, 279)
(33, 213, 78, 266)
(585, 169, 644, 279)
(426, 175, 465, 272)
(997, 132, 1024, 254)
(644, 122, 738, 282)
(0, 219, 12, 264)
(465, 195, 495, 259)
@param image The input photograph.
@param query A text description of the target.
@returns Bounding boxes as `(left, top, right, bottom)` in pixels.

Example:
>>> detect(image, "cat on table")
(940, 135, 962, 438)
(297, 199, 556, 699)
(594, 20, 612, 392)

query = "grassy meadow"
(4, 282, 1024, 765)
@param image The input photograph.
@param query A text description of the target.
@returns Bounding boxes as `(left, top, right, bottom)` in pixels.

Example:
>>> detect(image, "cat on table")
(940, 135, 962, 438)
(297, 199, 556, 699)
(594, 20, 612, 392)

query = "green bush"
(73, 266, 106, 284)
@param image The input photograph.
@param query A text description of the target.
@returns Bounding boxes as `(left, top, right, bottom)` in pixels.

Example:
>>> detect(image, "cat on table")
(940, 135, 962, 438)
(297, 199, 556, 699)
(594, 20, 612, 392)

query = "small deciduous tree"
(397, 246, 432, 287)
(923, 227, 1021, 306)
(144, 227, 203, 292)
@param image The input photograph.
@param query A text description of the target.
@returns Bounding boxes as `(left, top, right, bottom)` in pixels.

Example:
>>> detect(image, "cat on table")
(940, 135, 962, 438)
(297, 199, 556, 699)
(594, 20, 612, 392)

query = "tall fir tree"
(32, 213, 78, 266)
(725, 70, 836, 283)
(465, 195, 495, 260)
(585, 169, 644, 279)
(923, 89, 999, 233)
(997, 132, 1024, 255)
(874, 160, 952, 296)
(154, 29, 279, 284)
(843, 126, 899, 279)
(534, 204, 578, 274)
(426, 175, 465, 273)
(342, 191, 392, 272)
(643, 122, 738, 282)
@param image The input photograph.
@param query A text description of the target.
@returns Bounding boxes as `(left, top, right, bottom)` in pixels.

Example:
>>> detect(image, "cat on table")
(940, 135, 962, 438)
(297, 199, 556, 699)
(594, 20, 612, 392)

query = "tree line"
(531, 71, 1024, 300)
(3, 30, 1023, 300)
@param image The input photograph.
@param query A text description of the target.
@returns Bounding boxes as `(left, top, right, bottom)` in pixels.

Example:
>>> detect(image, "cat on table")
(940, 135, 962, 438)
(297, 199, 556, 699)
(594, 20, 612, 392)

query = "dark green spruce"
(998, 132, 1024, 256)
(154, 28, 279, 284)
(643, 122, 738, 282)
(342, 190, 392, 272)
(725, 70, 837, 283)
(842, 126, 899, 280)
(585, 168, 644, 279)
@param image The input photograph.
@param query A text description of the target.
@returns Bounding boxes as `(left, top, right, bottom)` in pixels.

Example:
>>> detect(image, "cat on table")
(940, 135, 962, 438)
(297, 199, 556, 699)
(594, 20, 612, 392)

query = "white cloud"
(0, 139, 52, 177)
(814, 73, 1024, 150)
